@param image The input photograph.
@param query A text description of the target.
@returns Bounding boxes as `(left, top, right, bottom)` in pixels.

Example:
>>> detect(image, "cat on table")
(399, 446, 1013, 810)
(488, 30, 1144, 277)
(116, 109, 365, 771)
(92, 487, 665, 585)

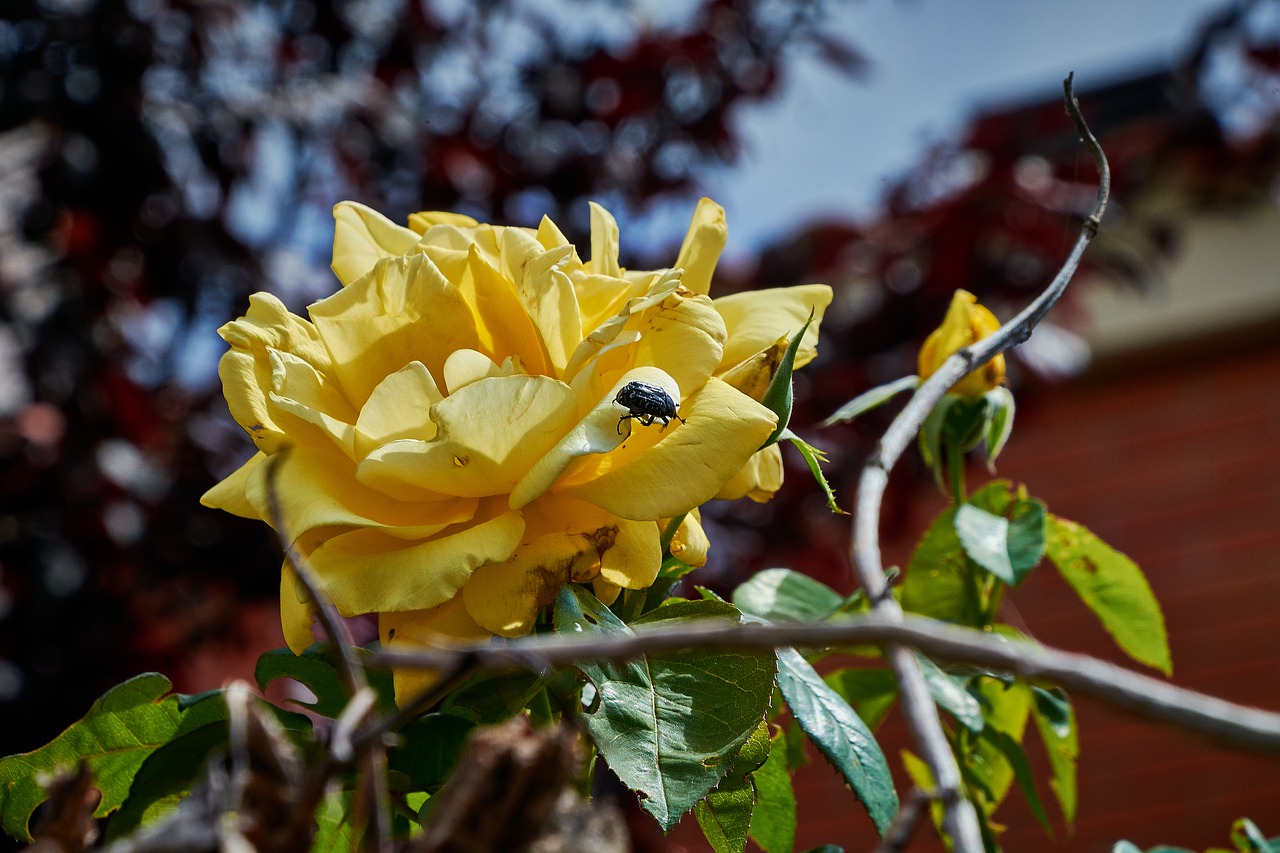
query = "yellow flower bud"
(917, 290, 1006, 398)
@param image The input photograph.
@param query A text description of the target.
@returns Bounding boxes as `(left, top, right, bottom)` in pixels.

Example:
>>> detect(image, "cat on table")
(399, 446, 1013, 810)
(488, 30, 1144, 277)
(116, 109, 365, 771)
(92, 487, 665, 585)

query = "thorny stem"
(848, 72, 1109, 853)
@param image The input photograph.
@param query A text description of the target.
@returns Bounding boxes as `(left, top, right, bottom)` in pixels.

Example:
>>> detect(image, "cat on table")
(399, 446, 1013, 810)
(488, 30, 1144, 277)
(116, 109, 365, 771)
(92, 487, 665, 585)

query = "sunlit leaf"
(983, 728, 1052, 834)
(748, 731, 796, 853)
(983, 386, 1016, 469)
(915, 654, 983, 732)
(733, 568, 844, 623)
(954, 497, 1045, 587)
(1231, 817, 1278, 853)
(1045, 515, 1172, 674)
(901, 505, 980, 627)
(554, 586, 775, 830)
(776, 648, 897, 834)
(1031, 686, 1078, 828)
(820, 375, 921, 426)
(0, 674, 189, 841)
(760, 312, 815, 448)
(694, 721, 770, 853)
(823, 668, 898, 731)
(780, 428, 847, 514)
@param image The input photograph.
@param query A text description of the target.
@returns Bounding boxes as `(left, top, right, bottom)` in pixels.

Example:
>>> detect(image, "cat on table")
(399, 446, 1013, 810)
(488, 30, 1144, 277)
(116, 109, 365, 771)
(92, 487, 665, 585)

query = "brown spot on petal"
(453, 455, 469, 467)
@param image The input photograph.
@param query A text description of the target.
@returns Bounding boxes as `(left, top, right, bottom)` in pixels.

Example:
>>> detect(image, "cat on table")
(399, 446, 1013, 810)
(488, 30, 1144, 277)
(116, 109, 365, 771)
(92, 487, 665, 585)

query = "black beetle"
(614, 381, 686, 435)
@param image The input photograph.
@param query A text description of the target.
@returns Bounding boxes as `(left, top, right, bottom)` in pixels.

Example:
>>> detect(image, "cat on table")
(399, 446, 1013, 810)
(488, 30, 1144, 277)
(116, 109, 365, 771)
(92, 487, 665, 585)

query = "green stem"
(528, 687, 555, 727)
(946, 442, 967, 505)
(659, 513, 687, 553)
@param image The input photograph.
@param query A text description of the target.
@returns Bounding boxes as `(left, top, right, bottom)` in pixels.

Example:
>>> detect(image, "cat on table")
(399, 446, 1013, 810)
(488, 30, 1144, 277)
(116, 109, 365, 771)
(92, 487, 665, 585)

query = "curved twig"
(848, 72, 1109, 852)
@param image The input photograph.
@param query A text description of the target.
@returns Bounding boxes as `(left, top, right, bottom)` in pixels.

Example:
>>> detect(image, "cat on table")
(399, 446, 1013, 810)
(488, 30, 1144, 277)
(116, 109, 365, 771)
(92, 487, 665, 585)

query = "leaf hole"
(700, 756, 720, 769)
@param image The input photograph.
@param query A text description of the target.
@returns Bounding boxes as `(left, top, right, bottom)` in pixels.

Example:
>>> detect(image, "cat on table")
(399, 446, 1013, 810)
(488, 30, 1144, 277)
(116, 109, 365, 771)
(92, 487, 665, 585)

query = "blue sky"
(688, 0, 1233, 259)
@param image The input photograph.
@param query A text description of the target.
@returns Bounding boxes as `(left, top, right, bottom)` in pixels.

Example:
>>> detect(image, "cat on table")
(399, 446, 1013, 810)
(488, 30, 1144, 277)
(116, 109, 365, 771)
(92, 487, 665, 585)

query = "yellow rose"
(917, 290, 1006, 398)
(202, 198, 829, 699)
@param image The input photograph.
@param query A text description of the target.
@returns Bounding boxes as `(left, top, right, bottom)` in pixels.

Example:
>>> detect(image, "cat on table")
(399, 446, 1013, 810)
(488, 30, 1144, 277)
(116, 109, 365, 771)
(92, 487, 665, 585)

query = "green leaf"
(554, 586, 776, 831)
(1232, 818, 1277, 853)
(821, 375, 922, 426)
(823, 668, 898, 731)
(312, 787, 356, 852)
(694, 721, 771, 853)
(760, 311, 815, 448)
(914, 654, 983, 732)
(1112, 842, 1145, 853)
(0, 674, 188, 841)
(983, 728, 1052, 834)
(440, 670, 545, 725)
(954, 498, 1046, 587)
(901, 505, 980, 626)
(105, 691, 230, 841)
(733, 568, 844, 623)
(780, 428, 847, 514)
(983, 386, 1016, 469)
(964, 678, 1031, 813)
(1045, 515, 1172, 674)
(1031, 686, 1078, 827)
(254, 644, 395, 717)
(388, 713, 474, 793)
(776, 647, 898, 834)
(748, 731, 796, 853)
(918, 394, 961, 485)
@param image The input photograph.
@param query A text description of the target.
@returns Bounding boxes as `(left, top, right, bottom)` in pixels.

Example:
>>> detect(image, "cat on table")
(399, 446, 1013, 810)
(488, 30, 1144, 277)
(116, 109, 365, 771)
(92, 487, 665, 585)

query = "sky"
(690, 0, 1235, 259)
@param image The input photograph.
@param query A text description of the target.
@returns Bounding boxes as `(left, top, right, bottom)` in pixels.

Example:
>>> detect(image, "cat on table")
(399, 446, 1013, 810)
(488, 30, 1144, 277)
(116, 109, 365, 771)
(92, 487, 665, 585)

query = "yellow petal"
(714, 444, 784, 503)
(503, 230, 582, 374)
(462, 531, 598, 637)
(674, 198, 727, 296)
(358, 374, 579, 499)
(918, 290, 1006, 397)
(442, 348, 509, 395)
(242, 446, 476, 542)
(306, 506, 525, 616)
(200, 452, 266, 519)
(508, 366, 677, 509)
(380, 597, 490, 702)
(536, 214, 572, 251)
(331, 201, 421, 286)
(217, 293, 331, 452)
(266, 349, 358, 458)
(627, 286, 726, 400)
(714, 284, 832, 372)
(458, 244, 551, 376)
(592, 577, 622, 605)
(354, 361, 442, 460)
(588, 201, 622, 278)
(280, 561, 319, 653)
(309, 254, 481, 408)
(668, 509, 709, 567)
(559, 377, 776, 520)
(717, 335, 788, 402)
(597, 517, 661, 589)
(407, 210, 480, 234)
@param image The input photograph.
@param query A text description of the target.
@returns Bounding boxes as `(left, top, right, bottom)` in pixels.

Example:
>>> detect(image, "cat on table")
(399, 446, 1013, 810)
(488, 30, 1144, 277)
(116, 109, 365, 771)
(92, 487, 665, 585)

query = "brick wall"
(687, 339, 1280, 852)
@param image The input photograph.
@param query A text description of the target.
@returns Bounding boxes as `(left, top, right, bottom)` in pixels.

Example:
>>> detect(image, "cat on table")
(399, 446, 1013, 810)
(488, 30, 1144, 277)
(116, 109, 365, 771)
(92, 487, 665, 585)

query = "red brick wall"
(674, 340, 1280, 851)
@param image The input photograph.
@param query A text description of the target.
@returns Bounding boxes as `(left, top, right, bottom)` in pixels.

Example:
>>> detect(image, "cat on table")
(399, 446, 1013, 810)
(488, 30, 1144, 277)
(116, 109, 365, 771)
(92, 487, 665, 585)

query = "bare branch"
(364, 613, 1280, 757)
(847, 73, 1110, 851)
(263, 451, 390, 850)
(876, 787, 937, 853)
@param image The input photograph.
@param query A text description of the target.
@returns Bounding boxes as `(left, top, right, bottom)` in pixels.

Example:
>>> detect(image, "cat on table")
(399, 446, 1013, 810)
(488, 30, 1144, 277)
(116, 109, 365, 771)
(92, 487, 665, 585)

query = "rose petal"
(588, 201, 622, 278)
(280, 561, 319, 654)
(442, 349, 507, 395)
(668, 509, 709, 567)
(358, 374, 579, 499)
(462, 531, 598, 637)
(557, 377, 777, 520)
(508, 366, 679, 509)
(200, 452, 266, 519)
(310, 254, 481, 408)
(243, 446, 475, 542)
(458, 245, 552, 377)
(627, 286, 726, 400)
(355, 361, 442, 460)
(331, 201, 421, 286)
(597, 517, 662, 589)
(307, 506, 525, 616)
(380, 597, 490, 701)
(674, 197, 728, 296)
(503, 230, 582, 373)
(713, 443, 784, 503)
(717, 335, 788, 402)
(714, 283, 832, 372)
(266, 350, 358, 458)
(408, 210, 480, 234)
